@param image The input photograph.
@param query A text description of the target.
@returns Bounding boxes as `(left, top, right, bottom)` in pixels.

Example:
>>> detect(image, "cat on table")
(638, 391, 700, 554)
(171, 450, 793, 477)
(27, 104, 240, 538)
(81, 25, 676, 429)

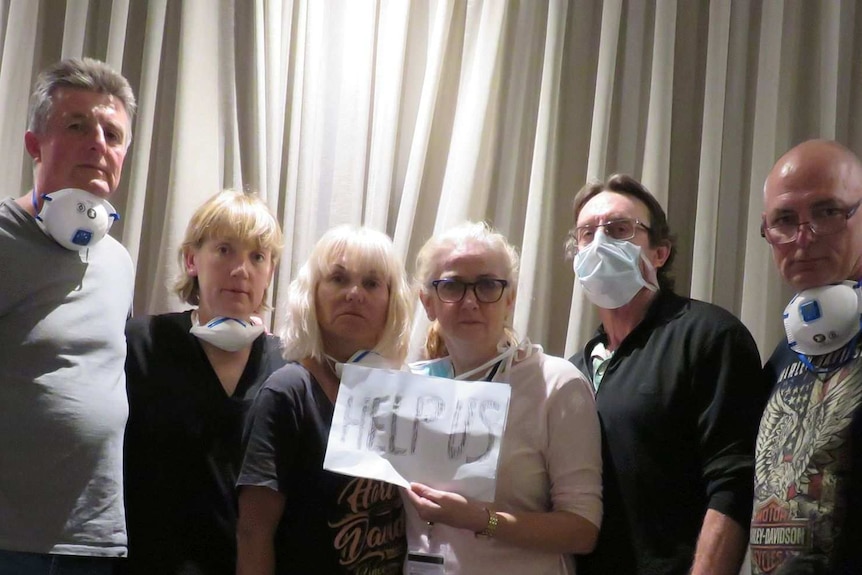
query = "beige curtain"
(2, 0, 862, 369)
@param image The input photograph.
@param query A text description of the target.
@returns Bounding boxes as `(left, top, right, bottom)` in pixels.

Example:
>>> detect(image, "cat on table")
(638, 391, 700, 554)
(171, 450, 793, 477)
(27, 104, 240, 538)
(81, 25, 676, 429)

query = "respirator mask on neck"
(190, 312, 265, 352)
(325, 350, 402, 378)
(34, 188, 119, 251)
(783, 280, 862, 372)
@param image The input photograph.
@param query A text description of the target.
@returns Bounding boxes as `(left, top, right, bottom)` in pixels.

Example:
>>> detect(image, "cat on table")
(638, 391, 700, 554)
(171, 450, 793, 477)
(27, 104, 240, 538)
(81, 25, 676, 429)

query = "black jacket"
(572, 290, 770, 575)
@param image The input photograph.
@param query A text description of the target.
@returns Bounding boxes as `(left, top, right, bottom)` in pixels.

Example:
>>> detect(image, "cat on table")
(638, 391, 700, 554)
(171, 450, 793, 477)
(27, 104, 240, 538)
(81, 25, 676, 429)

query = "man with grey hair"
(0, 57, 137, 573)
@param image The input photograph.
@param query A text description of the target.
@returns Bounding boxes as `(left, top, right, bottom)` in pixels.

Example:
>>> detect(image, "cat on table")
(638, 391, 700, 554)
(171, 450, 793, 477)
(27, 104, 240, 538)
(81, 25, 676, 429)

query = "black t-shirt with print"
(239, 363, 406, 574)
(752, 342, 862, 575)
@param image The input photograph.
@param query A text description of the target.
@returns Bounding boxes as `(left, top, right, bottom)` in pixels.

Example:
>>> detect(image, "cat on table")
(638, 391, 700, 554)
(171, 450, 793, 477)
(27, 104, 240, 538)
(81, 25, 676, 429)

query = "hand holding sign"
(323, 364, 511, 500)
(404, 482, 491, 532)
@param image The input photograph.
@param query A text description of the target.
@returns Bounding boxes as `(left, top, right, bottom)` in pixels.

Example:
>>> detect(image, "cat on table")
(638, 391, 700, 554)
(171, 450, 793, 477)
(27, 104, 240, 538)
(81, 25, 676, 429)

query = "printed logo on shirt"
(751, 353, 862, 574)
(751, 496, 810, 573)
(330, 476, 406, 574)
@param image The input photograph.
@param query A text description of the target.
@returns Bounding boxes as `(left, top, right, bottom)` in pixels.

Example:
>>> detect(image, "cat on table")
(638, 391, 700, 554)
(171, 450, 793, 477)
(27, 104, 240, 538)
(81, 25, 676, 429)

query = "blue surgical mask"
(574, 229, 657, 309)
(411, 339, 536, 381)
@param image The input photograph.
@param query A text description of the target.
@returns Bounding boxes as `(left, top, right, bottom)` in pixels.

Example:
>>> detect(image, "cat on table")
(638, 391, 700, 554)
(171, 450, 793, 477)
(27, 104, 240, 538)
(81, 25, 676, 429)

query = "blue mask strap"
(31, 188, 48, 222)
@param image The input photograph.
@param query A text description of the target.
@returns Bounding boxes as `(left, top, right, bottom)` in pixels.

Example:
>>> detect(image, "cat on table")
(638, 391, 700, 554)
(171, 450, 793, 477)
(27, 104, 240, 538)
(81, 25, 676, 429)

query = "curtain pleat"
(690, 0, 730, 304)
(122, 0, 166, 268)
(148, 0, 223, 312)
(739, 0, 789, 355)
(641, 0, 674, 199)
(0, 1, 38, 198)
(61, 0, 89, 59)
(514, 0, 566, 342)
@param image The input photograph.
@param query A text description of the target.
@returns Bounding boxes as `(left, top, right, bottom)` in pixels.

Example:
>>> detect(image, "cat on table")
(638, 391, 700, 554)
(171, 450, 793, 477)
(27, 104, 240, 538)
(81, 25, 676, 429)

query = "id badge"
(406, 551, 445, 575)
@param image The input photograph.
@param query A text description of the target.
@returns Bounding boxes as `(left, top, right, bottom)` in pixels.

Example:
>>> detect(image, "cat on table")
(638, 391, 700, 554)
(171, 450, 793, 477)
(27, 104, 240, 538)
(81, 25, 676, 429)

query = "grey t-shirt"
(0, 197, 133, 556)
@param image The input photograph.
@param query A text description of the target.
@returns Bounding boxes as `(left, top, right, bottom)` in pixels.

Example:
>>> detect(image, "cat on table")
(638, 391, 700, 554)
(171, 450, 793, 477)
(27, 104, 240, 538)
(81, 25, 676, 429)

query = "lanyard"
(453, 346, 517, 381)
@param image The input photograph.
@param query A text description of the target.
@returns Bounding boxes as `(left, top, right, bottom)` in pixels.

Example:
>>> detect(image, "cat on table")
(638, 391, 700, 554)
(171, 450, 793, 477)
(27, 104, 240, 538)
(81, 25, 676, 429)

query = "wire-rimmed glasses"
(761, 201, 861, 244)
(566, 218, 651, 255)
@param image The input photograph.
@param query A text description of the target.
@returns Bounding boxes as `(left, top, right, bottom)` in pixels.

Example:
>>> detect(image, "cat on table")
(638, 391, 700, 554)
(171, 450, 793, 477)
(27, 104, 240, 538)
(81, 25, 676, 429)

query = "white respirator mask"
(190, 312, 265, 352)
(783, 280, 862, 374)
(325, 350, 402, 378)
(34, 188, 119, 251)
(783, 280, 862, 357)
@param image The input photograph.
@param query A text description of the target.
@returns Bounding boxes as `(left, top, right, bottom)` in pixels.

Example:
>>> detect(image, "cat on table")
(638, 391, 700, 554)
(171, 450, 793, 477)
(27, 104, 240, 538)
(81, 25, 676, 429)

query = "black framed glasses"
(568, 218, 651, 252)
(431, 278, 509, 303)
(761, 200, 861, 245)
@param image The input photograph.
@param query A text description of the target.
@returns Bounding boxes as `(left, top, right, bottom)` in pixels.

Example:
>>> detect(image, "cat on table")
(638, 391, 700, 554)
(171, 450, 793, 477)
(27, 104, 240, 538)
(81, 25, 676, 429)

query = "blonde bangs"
(192, 196, 283, 260)
(174, 190, 283, 306)
(281, 225, 414, 364)
(313, 230, 400, 288)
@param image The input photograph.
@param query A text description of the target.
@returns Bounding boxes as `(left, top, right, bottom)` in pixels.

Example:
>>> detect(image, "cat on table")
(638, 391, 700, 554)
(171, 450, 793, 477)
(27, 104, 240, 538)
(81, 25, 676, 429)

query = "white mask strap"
(455, 345, 518, 381)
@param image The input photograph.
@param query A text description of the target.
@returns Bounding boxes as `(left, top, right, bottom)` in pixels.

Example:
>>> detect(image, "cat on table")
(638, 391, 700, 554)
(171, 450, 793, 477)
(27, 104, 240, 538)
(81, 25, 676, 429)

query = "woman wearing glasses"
(403, 221, 602, 575)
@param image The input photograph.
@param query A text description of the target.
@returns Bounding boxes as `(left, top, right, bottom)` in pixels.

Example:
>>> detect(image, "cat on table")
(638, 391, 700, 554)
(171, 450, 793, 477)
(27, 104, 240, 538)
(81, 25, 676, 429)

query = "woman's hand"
(404, 482, 489, 533)
(404, 482, 599, 553)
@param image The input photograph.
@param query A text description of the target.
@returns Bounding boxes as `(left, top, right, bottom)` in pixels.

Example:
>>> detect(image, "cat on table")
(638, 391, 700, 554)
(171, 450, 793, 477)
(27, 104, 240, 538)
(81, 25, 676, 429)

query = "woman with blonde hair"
(124, 190, 286, 574)
(236, 225, 413, 575)
(405, 221, 602, 575)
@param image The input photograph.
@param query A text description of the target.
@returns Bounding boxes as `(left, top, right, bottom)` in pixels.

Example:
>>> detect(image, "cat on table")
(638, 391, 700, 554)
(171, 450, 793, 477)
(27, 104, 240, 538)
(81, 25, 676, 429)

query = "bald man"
(752, 140, 862, 575)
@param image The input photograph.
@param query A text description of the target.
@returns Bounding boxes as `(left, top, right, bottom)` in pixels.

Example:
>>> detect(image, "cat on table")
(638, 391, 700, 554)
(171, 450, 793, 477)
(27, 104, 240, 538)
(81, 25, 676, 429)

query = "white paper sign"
(323, 364, 511, 499)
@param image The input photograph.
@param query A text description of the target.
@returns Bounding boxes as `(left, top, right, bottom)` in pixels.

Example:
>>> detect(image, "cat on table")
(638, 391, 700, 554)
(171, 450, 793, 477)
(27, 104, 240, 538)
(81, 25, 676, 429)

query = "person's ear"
(651, 241, 671, 269)
(24, 131, 41, 162)
(503, 287, 516, 319)
(420, 290, 436, 321)
(506, 286, 516, 308)
(184, 248, 198, 276)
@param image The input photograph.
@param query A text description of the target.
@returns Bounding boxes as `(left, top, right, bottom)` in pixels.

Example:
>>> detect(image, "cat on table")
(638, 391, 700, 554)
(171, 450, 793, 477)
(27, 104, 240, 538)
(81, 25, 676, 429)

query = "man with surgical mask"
(568, 175, 769, 575)
(752, 140, 862, 575)
(0, 58, 136, 574)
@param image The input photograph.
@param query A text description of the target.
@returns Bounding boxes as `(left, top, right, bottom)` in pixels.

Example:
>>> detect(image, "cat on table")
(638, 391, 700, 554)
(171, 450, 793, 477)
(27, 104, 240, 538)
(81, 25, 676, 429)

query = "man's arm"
(690, 312, 772, 574)
(690, 508, 747, 575)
